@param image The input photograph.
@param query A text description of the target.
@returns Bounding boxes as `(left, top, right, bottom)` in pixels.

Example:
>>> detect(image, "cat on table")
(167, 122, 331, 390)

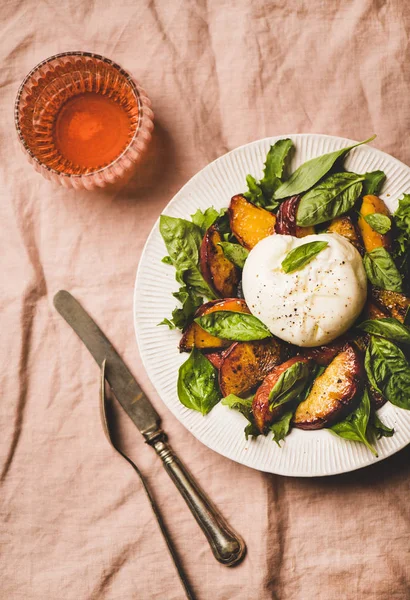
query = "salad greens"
(363, 213, 391, 235)
(195, 311, 272, 341)
(281, 241, 328, 274)
(158, 135, 410, 455)
(273, 135, 375, 200)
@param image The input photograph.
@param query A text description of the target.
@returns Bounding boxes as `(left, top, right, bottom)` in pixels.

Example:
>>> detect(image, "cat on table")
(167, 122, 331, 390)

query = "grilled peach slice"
(252, 357, 310, 433)
(370, 287, 410, 323)
(363, 301, 389, 320)
(219, 338, 291, 398)
(301, 337, 349, 366)
(327, 215, 364, 254)
(358, 195, 392, 252)
(228, 194, 276, 250)
(179, 298, 249, 352)
(293, 344, 362, 430)
(275, 195, 315, 238)
(200, 224, 240, 297)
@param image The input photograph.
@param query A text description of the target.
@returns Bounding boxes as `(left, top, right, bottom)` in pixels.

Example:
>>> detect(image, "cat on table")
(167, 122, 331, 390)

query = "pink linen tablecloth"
(1, 1, 410, 598)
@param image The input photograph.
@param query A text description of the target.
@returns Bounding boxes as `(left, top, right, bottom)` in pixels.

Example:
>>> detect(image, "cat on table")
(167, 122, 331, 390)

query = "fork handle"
(146, 431, 246, 567)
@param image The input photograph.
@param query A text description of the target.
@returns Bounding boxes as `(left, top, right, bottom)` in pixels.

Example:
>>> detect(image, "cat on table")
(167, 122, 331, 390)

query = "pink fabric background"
(2, 1, 410, 598)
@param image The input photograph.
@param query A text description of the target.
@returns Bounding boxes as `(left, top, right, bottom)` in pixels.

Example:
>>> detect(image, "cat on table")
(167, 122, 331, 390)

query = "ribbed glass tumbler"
(15, 52, 154, 190)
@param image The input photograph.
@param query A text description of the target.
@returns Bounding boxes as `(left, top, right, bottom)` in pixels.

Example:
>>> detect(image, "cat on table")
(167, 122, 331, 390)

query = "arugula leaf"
(268, 361, 311, 408)
(218, 242, 249, 268)
(361, 170, 386, 196)
(158, 318, 176, 329)
(296, 172, 364, 226)
(365, 336, 410, 409)
(330, 389, 378, 456)
(191, 207, 223, 234)
(169, 286, 203, 330)
(244, 174, 264, 205)
(394, 193, 410, 253)
(364, 213, 391, 235)
(177, 349, 221, 415)
(270, 411, 293, 447)
(244, 139, 293, 208)
(281, 241, 328, 274)
(162, 256, 173, 265)
(274, 136, 376, 200)
(363, 247, 403, 292)
(259, 139, 294, 197)
(195, 311, 271, 341)
(357, 317, 410, 345)
(221, 394, 260, 439)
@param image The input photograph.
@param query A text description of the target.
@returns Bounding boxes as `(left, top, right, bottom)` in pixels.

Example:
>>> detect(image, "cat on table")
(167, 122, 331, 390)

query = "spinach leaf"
(195, 311, 271, 341)
(191, 207, 225, 234)
(330, 389, 378, 456)
(270, 411, 293, 447)
(365, 336, 410, 409)
(274, 135, 375, 200)
(364, 213, 391, 235)
(221, 394, 260, 439)
(358, 317, 410, 345)
(178, 348, 221, 415)
(245, 139, 293, 208)
(393, 193, 410, 257)
(370, 412, 394, 439)
(268, 361, 311, 408)
(281, 241, 328, 273)
(361, 170, 386, 196)
(363, 247, 403, 292)
(296, 172, 364, 226)
(218, 242, 249, 268)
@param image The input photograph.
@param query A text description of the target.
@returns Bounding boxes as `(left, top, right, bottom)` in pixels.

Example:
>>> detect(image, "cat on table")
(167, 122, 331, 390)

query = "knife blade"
(53, 290, 160, 437)
(53, 290, 246, 567)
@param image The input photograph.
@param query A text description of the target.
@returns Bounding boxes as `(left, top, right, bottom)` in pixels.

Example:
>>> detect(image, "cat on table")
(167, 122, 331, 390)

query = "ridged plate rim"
(134, 133, 410, 477)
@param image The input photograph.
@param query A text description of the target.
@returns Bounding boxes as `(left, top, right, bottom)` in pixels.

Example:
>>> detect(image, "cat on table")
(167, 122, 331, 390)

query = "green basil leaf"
(365, 336, 410, 409)
(370, 412, 394, 439)
(195, 311, 271, 341)
(364, 213, 391, 235)
(270, 411, 293, 447)
(274, 135, 375, 200)
(268, 361, 311, 408)
(296, 172, 364, 226)
(330, 389, 378, 456)
(162, 255, 173, 265)
(363, 247, 403, 292)
(184, 266, 217, 299)
(281, 241, 328, 273)
(361, 170, 386, 195)
(191, 207, 223, 234)
(218, 242, 249, 268)
(177, 348, 221, 415)
(393, 193, 410, 257)
(358, 317, 410, 345)
(160, 215, 202, 271)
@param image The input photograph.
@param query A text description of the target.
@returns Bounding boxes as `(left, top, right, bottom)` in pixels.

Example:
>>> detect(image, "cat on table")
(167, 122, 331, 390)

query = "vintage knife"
(54, 290, 246, 567)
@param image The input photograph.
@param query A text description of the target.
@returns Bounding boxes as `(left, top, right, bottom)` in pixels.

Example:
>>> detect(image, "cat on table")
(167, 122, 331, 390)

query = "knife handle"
(146, 431, 246, 567)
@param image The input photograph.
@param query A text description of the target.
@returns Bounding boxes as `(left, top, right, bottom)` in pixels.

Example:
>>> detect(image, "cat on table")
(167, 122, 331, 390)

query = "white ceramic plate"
(134, 134, 410, 477)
